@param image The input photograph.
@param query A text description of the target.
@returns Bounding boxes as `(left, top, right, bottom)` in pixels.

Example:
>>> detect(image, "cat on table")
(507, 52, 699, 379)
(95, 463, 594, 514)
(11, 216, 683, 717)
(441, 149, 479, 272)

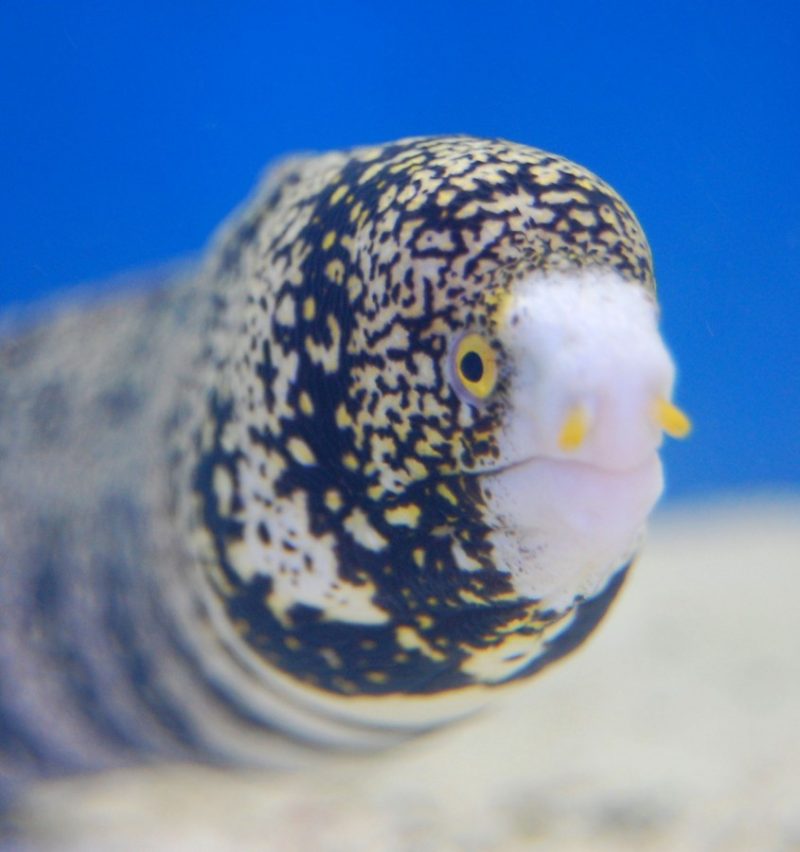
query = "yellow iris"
(454, 333, 498, 401)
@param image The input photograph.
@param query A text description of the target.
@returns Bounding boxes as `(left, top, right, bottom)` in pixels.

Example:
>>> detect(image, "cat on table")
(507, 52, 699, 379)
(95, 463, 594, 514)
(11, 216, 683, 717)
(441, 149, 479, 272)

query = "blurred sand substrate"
(17, 494, 800, 851)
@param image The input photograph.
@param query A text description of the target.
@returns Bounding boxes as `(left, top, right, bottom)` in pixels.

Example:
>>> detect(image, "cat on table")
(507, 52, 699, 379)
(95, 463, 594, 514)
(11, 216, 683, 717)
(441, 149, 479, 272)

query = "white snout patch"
(482, 269, 678, 611)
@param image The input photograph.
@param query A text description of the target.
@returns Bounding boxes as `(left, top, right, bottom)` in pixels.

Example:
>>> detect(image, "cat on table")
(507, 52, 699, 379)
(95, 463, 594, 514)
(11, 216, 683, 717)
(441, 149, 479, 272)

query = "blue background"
(1, 1, 798, 501)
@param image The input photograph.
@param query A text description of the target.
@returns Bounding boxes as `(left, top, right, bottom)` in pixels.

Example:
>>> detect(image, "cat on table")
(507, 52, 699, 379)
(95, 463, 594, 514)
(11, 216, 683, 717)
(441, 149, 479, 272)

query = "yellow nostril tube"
(559, 405, 590, 451)
(654, 398, 692, 439)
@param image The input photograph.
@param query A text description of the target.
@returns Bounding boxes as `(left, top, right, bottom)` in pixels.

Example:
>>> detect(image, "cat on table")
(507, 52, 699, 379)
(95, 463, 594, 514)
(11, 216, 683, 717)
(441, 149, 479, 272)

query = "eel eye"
(452, 333, 498, 403)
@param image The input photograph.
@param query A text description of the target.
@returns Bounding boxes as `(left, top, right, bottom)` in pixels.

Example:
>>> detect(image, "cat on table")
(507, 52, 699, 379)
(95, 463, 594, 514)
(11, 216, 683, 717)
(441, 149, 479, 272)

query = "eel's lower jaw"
(480, 452, 664, 610)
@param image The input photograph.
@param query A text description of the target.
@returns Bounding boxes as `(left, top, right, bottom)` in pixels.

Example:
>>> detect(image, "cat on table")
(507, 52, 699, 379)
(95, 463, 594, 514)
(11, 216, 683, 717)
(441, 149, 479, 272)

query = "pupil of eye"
(460, 350, 484, 383)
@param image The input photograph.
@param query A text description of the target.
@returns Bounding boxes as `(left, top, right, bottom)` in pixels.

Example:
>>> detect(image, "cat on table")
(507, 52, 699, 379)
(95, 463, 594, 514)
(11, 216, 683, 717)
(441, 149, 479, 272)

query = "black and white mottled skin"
(0, 136, 687, 804)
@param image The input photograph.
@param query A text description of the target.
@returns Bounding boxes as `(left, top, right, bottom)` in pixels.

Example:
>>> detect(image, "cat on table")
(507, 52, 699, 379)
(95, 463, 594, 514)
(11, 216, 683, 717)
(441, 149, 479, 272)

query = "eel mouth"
(482, 451, 663, 509)
(479, 450, 661, 483)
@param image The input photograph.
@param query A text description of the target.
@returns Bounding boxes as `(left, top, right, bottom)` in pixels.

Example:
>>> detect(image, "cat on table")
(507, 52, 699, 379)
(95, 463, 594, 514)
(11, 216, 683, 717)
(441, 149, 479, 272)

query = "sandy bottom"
(14, 494, 800, 851)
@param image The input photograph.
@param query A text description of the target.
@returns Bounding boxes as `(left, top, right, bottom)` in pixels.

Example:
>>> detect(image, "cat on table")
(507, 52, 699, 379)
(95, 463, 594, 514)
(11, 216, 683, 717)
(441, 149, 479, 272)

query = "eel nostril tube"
(558, 404, 591, 451)
(653, 397, 692, 439)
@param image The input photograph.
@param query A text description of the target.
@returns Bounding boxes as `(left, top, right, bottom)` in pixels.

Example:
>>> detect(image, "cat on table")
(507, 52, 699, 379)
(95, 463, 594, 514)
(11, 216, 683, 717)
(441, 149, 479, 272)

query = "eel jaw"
(482, 269, 690, 611)
(482, 452, 664, 611)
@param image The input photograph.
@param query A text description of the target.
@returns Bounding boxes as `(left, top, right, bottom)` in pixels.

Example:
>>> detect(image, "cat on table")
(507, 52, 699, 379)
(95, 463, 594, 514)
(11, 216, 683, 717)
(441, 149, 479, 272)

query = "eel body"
(0, 136, 688, 797)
